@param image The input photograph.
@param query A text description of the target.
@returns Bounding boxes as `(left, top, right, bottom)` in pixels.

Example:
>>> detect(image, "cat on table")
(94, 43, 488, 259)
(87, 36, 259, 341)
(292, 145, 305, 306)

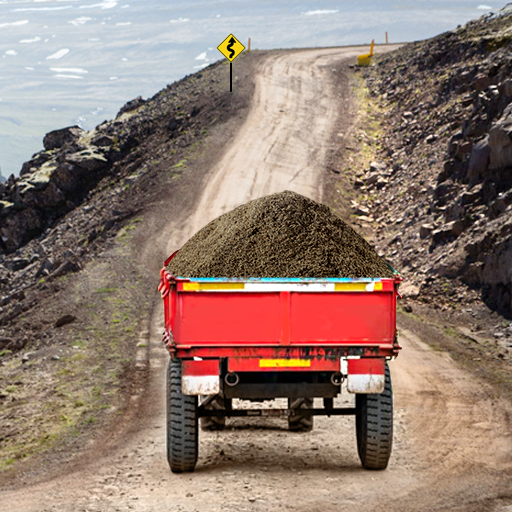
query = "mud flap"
(347, 358, 386, 394)
(181, 359, 220, 396)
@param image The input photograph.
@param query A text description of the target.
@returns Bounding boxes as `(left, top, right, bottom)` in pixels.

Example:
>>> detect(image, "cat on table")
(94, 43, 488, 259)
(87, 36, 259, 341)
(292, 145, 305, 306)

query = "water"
(0, 0, 500, 177)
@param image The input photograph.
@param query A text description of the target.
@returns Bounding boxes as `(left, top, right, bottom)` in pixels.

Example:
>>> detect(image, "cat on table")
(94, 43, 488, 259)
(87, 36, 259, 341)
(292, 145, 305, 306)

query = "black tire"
(200, 395, 230, 431)
(167, 359, 198, 473)
(288, 397, 314, 432)
(355, 362, 393, 470)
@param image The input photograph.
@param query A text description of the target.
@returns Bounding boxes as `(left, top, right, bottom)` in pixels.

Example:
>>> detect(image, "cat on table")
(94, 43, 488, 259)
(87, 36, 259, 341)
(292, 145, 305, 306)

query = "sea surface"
(0, 0, 501, 177)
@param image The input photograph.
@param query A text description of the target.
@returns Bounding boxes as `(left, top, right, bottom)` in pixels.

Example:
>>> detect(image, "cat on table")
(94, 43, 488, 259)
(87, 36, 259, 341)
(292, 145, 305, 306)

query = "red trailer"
(159, 252, 402, 473)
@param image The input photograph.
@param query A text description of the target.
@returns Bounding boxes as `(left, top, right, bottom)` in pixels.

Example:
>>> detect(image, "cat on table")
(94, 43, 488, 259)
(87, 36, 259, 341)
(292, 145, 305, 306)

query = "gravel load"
(168, 191, 395, 278)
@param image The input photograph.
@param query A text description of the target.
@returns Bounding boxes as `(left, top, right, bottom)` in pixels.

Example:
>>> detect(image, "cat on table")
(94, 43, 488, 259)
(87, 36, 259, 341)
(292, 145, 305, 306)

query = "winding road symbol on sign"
(227, 37, 236, 59)
(217, 34, 245, 62)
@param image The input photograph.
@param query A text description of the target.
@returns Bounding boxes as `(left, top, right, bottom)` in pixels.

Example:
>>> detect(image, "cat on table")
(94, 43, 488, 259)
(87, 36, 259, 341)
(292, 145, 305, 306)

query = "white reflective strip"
(347, 374, 385, 394)
(366, 282, 375, 292)
(182, 375, 220, 396)
(244, 283, 335, 292)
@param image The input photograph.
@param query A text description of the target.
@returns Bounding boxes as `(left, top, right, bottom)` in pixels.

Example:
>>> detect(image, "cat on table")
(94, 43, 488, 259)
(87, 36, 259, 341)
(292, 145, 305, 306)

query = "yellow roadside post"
(357, 39, 375, 67)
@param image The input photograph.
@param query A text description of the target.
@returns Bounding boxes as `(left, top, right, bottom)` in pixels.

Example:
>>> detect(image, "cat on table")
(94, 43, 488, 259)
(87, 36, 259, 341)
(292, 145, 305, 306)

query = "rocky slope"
(0, 56, 256, 356)
(0, 53, 259, 474)
(359, 4, 512, 322)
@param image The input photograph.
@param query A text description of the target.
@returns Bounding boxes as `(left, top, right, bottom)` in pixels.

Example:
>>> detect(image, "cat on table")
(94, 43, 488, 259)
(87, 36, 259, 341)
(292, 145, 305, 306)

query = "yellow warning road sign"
(217, 34, 245, 62)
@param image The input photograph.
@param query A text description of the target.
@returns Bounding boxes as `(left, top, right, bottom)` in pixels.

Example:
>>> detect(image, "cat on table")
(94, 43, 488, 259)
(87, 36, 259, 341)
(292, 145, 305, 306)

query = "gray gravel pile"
(168, 191, 395, 278)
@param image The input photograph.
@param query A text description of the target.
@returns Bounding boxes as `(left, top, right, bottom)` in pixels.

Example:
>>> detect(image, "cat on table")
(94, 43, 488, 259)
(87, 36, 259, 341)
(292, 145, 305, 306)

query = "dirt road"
(2, 46, 512, 512)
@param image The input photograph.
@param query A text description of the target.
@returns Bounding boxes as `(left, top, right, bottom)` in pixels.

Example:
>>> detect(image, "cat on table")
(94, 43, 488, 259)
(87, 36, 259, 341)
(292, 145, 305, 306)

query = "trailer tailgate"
(161, 275, 400, 349)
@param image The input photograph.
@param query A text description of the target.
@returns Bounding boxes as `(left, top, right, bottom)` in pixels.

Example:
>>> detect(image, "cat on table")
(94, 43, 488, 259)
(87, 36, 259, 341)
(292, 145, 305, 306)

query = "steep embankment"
(0, 52, 260, 475)
(358, 5, 512, 324)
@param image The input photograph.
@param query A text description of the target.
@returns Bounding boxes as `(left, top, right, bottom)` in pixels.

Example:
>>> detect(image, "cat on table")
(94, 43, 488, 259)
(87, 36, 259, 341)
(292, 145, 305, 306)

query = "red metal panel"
(174, 292, 281, 344)
(164, 273, 400, 358)
(290, 292, 394, 343)
(171, 289, 396, 346)
(228, 357, 340, 372)
(348, 358, 385, 375)
(182, 359, 220, 376)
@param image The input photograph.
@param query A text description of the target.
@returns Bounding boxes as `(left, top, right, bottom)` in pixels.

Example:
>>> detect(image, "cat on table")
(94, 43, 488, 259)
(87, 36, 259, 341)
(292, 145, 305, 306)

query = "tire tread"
(288, 397, 314, 432)
(167, 359, 198, 473)
(355, 363, 393, 470)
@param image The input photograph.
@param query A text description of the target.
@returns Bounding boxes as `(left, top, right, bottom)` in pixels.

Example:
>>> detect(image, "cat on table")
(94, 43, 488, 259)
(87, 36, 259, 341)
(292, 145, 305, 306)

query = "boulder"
(448, 134, 464, 157)
(14, 162, 65, 209)
(500, 79, 512, 97)
(461, 184, 483, 204)
(20, 151, 55, 177)
(488, 103, 512, 169)
(369, 161, 387, 173)
(466, 137, 490, 185)
(456, 141, 473, 159)
(66, 149, 108, 173)
(18, 182, 65, 209)
(0, 201, 14, 218)
(51, 164, 79, 193)
(439, 159, 466, 183)
(420, 224, 434, 239)
(117, 96, 145, 117)
(488, 190, 512, 218)
(400, 283, 420, 298)
(434, 181, 459, 205)
(431, 220, 466, 244)
(54, 315, 76, 328)
(355, 205, 370, 216)
(366, 173, 379, 186)
(376, 177, 389, 189)
(43, 126, 84, 151)
(51, 259, 81, 278)
(91, 134, 114, 147)
(474, 74, 490, 92)
(52, 148, 108, 193)
(480, 236, 512, 311)
(0, 208, 42, 253)
(9, 259, 30, 272)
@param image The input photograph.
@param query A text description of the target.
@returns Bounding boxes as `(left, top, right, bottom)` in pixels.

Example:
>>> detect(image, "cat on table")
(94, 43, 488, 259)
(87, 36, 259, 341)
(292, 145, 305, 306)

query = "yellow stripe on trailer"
(182, 281, 384, 292)
(334, 282, 383, 292)
(259, 359, 312, 368)
(182, 282, 245, 291)
(335, 282, 367, 292)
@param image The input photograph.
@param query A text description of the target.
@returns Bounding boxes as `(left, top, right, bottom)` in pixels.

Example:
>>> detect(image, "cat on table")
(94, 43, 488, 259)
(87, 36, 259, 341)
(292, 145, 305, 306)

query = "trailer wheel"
(355, 362, 393, 470)
(200, 395, 230, 431)
(288, 397, 314, 432)
(167, 359, 198, 473)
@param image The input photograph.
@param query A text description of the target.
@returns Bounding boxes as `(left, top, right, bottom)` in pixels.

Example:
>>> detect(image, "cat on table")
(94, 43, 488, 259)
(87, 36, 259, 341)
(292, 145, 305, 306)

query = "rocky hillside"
(0, 54, 259, 476)
(361, 4, 512, 319)
(0, 56, 256, 357)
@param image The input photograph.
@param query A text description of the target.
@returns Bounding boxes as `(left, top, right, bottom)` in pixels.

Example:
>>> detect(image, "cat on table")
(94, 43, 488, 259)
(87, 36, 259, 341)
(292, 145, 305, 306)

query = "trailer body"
(159, 252, 401, 473)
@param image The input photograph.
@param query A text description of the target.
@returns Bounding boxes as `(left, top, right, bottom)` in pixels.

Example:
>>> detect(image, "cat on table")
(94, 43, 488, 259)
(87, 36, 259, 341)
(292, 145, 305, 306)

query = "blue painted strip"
(172, 276, 388, 283)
